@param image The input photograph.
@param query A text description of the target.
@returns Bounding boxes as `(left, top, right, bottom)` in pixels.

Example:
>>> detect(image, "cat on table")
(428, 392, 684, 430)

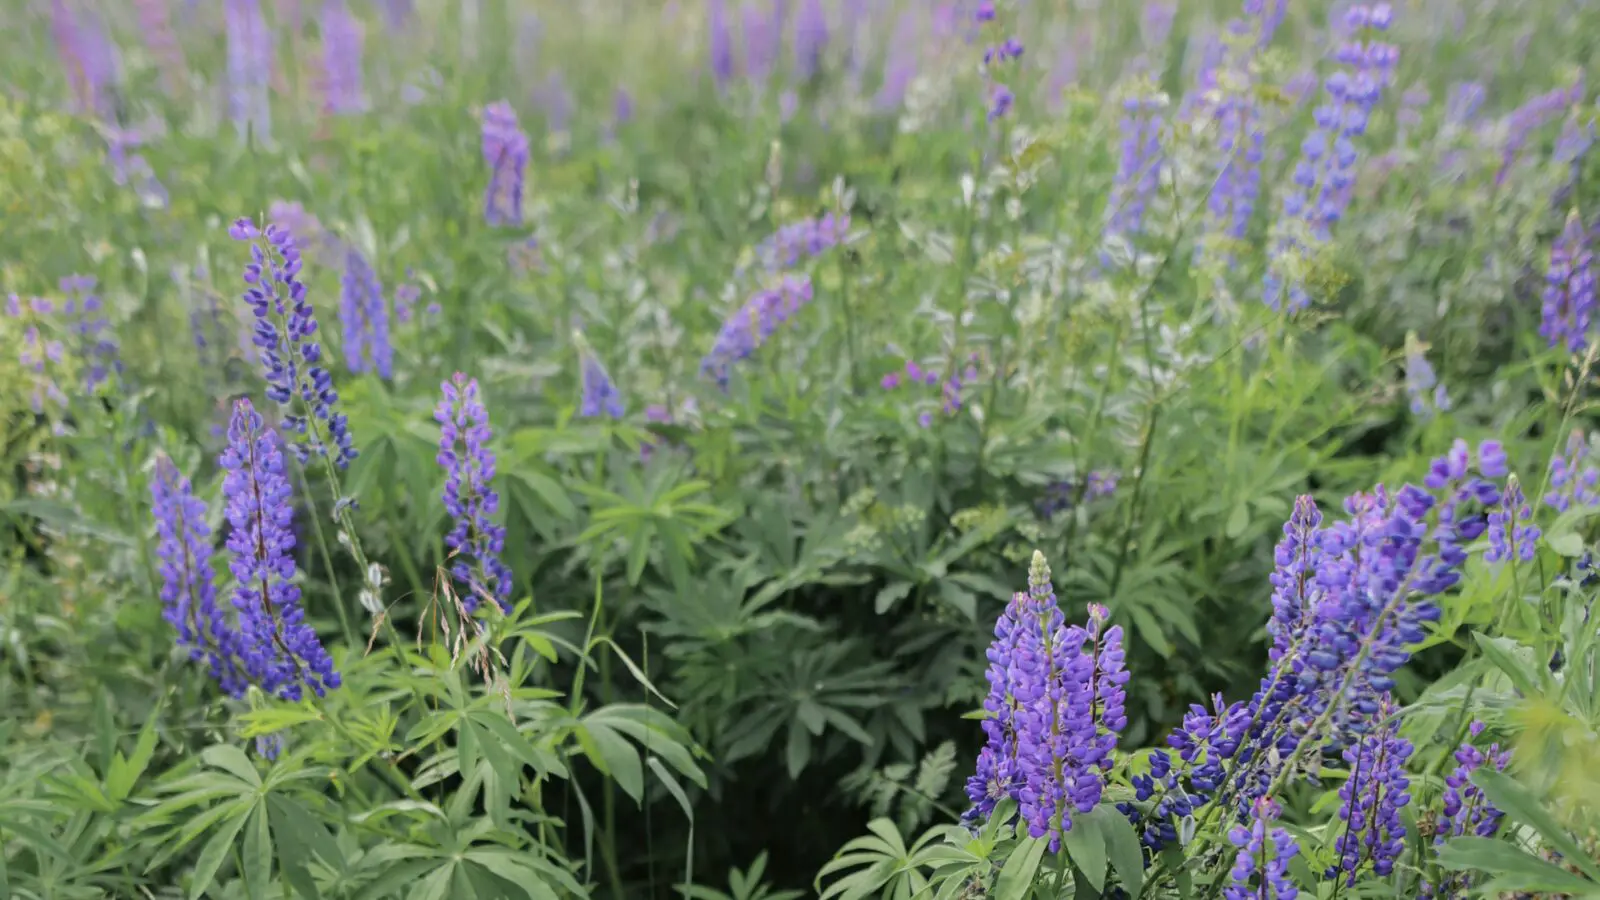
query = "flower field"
(2, 0, 1599, 898)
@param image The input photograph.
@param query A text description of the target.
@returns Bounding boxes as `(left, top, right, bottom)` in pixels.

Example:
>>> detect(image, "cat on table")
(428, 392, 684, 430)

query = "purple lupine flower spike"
(225, 0, 273, 141)
(708, 0, 735, 89)
(1327, 700, 1412, 884)
(753, 213, 850, 270)
(481, 101, 530, 228)
(1419, 722, 1512, 898)
(1265, 4, 1396, 311)
(338, 246, 391, 379)
(1540, 211, 1596, 353)
(134, 0, 186, 94)
(435, 373, 514, 612)
(221, 398, 341, 701)
(701, 275, 814, 386)
(230, 218, 358, 467)
(1225, 799, 1300, 899)
(1486, 476, 1539, 564)
(321, 0, 368, 115)
(579, 350, 625, 419)
(152, 456, 249, 697)
(1545, 430, 1600, 512)
(60, 275, 122, 394)
(793, 0, 828, 80)
(1106, 90, 1166, 245)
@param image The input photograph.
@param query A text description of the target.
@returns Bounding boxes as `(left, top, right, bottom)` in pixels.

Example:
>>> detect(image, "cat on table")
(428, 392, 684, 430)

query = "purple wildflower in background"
(1545, 431, 1599, 512)
(539, 71, 574, 135)
(229, 218, 358, 467)
(1106, 93, 1165, 245)
(1142, 1, 1176, 49)
(152, 456, 249, 697)
(794, 0, 828, 80)
(221, 399, 341, 701)
(380, 0, 412, 30)
(60, 275, 121, 394)
(394, 277, 421, 325)
(1037, 470, 1119, 519)
(436, 373, 514, 612)
(1540, 211, 1596, 353)
(254, 733, 284, 760)
(1496, 81, 1584, 186)
(1327, 703, 1412, 884)
(1225, 799, 1300, 900)
(338, 246, 391, 379)
(709, 0, 735, 89)
(753, 213, 850, 270)
(267, 201, 325, 251)
(875, 11, 918, 110)
(481, 101, 530, 228)
(1265, 4, 1396, 311)
(226, 0, 273, 141)
(974, 1, 1021, 122)
(579, 349, 625, 419)
(701, 275, 814, 386)
(1403, 340, 1450, 419)
(134, 0, 186, 94)
(1445, 81, 1485, 126)
(742, 1, 780, 84)
(1485, 477, 1538, 564)
(11, 296, 68, 413)
(320, 0, 367, 115)
(1419, 723, 1511, 899)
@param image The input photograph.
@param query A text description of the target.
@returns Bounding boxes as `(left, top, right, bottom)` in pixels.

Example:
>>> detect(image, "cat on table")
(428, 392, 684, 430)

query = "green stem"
(292, 466, 358, 649)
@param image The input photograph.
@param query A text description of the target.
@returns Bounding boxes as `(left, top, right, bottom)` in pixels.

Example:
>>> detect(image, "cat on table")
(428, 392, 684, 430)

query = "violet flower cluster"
(1545, 430, 1599, 512)
(701, 275, 814, 386)
(482, 101, 530, 228)
(880, 356, 982, 427)
(59, 275, 122, 394)
(1225, 799, 1300, 900)
(320, 0, 368, 115)
(8, 294, 68, 413)
(753, 213, 850, 271)
(436, 373, 514, 612)
(338, 246, 392, 379)
(221, 399, 341, 701)
(225, 0, 273, 141)
(1265, 4, 1397, 312)
(1326, 703, 1412, 884)
(793, 0, 828, 81)
(50, 0, 115, 119)
(962, 552, 1127, 851)
(1036, 470, 1119, 520)
(974, 1, 1022, 121)
(230, 219, 357, 468)
(1419, 722, 1511, 899)
(1404, 342, 1452, 419)
(708, 0, 734, 90)
(1106, 92, 1165, 245)
(133, 0, 185, 95)
(1121, 441, 1519, 856)
(579, 349, 625, 419)
(1495, 81, 1585, 186)
(1539, 211, 1595, 353)
(1485, 477, 1538, 564)
(151, 456, 249, 698)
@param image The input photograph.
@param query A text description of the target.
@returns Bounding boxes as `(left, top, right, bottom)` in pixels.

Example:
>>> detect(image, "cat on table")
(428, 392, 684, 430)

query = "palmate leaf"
(816, 818, 947, 900)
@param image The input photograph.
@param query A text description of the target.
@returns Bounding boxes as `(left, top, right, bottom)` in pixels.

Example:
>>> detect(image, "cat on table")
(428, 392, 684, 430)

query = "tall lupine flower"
(874, 10, 918, 111)
(1141, 1, 1177, 50)
(701, 275, 814, 386)
(60, 275, 121, 394)
(579, 348, 625, 419)
(51, 1, 117, 119)
(152, 456, 249, 697)
(1037, 470, 1119, 520)
(709, 0, 735, 89)
(793, 0, 828, 80)
(226, 0, 273, 141)
(320, 0, 367, 115)
(436, 374, 514, 612)
(1224, 799, 1300, 900)
(1495, 81, 1584, 186)
(1445, 81, 1485, 127)
(229, 218, 358, 467)
(1403, 335, 1451, 419)
(1545, 430, 1599, 512)
(1540, 211, 1596, 353)
(1419, 723, 1512, 899)
(752, 213, 850, 270)
(962, 553, 1120, 850)
(380, 0, 413, 30)
(51, 0, 93, 114)
(742, 1, 782, 84)
(338, 246, 391, 379)
(1105, 88, 1166, 246)
(1485, 476, 1538, 564)
(1197, 0, 1285, 256)
(1264, 5, 1396, 312)
(221, 399, 341, 701)
(1327, 703, 1412, 884)
(134, 0, 187, 94)
(481, 101, 529, 228)
(974, 2, 1022, 122)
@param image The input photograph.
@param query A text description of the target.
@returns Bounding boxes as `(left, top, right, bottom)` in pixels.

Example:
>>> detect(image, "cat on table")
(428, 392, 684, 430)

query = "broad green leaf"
(1063, 817, 1106, 893)
(1472, 769, 1600, 881)
(1090, 806, 1144, 896)
(189, 806, 250, 900)
(994, 834, 1049, 900)
(107, 703, 163, 802)
(1437, 837, 1600, 893)
(578, 721, 645, 802)
(201, 744, 262, 788)
(241, 803, 272, 900)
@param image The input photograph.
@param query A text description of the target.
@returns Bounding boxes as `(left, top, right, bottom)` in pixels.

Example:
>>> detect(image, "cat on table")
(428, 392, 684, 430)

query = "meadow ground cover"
(2, 0, 1600, 897)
